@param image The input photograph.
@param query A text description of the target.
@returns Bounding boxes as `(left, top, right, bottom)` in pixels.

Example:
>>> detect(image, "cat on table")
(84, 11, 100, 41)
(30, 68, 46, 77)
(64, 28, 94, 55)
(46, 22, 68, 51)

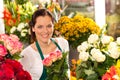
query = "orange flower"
(71, 59, 77, 65)
(3, 8, 12, 20)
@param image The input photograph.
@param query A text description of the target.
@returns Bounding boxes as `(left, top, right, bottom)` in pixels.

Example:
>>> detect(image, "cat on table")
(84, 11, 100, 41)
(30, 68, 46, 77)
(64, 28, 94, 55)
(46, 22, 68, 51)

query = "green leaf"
(76, 63, 86, 79)
(86, 73, 99, 80)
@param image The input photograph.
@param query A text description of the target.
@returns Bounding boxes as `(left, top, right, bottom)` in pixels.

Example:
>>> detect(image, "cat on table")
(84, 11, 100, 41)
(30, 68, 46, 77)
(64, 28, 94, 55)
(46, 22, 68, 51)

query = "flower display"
(3, 0, 37, 43)
(0, 34, 31, 80)
(42, 50, 69, 80)
(76, 32, 120, 80)
(54, 14, 100, 47)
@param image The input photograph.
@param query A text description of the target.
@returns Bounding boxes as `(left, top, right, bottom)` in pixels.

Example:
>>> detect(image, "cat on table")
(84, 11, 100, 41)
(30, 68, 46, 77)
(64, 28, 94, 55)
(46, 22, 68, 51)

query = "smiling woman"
(19, 9, 70, 80)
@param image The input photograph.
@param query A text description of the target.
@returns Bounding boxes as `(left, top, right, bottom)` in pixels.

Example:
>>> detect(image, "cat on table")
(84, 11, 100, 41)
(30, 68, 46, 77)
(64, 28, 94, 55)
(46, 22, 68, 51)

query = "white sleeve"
(57, 37, 69, 52)
(19, 49, 32, 72)
(19, 47, 43, 80)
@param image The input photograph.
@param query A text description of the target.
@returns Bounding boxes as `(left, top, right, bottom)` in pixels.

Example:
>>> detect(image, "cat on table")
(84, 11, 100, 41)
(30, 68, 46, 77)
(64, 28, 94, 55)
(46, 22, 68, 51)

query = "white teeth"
(42, 34, 48, 38)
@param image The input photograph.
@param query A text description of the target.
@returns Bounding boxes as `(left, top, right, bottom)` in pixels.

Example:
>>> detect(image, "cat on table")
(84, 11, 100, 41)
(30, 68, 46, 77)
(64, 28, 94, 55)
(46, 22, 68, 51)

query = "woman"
(19, 9, 69, 80)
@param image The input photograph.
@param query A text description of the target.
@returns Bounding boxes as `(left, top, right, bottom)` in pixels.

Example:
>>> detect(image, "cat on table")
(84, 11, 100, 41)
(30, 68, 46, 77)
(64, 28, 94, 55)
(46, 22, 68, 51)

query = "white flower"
(108, 48, 120, 59)
(90, 48, 106, 62)
(79, 51, 89, 61)
(112, 75, 120, 80)
(77, 41, 89, 52)
(101, 35, 113, 45)
(25, 23, 28, 26)
(77, 45, 84, 52)
(108, 42, 117, 50)
(21, 29, 28, 37)
(88, 34, 99, 44)
(116, 37, 120, 45)
(17, 23, 25, 31)
(10, 26, 17, 33)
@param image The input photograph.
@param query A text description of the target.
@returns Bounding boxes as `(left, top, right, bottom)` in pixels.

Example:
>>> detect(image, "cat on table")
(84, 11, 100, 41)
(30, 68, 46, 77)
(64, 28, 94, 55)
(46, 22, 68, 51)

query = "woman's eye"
(38, 26, 43, 28)
(47, 25, 52, 28)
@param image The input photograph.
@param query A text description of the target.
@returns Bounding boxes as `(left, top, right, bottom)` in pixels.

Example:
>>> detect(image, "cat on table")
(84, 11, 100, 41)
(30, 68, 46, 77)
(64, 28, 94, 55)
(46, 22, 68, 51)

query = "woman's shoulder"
(53, 37, 69, 52)
(53, 37, 68, 43)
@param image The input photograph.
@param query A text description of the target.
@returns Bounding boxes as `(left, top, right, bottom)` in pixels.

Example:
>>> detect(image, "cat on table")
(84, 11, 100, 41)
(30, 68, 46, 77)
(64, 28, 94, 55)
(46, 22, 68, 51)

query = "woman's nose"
(43, 27, 48, 32)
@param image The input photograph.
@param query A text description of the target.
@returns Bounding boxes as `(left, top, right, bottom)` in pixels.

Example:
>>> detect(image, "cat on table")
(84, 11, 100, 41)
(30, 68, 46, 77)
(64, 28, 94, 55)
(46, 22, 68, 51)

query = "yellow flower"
(54, 14, 100, 47)
(77, 59, 81, 65)
(116, 60, 120, 68)
(70, 76, 77, 80)
(115, 60, 120, 77)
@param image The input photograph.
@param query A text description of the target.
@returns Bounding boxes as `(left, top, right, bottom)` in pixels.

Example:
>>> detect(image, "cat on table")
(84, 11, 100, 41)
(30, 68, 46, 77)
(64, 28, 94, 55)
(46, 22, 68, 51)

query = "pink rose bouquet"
(42, 50, 69, 80)
(0, 34, 32, 80)
(0, 34, 23, 59)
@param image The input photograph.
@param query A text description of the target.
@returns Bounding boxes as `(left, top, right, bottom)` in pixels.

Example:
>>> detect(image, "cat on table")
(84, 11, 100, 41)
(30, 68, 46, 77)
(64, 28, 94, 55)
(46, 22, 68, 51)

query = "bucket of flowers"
(54, 14, 100, 48)
(0, 34, 32, 80)
(76, 30, 120, 80)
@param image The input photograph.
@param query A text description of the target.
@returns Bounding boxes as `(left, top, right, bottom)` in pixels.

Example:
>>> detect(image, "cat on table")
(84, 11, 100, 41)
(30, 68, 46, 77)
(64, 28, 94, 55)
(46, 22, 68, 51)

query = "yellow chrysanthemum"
(54, 14, 100, 47)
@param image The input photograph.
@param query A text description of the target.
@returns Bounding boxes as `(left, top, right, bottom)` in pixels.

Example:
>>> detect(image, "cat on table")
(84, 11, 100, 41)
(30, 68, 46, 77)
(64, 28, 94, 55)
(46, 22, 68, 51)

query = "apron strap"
(50, 38, 62, 52)
(35, 38, 62, 80)
(36, 41, 47, 80)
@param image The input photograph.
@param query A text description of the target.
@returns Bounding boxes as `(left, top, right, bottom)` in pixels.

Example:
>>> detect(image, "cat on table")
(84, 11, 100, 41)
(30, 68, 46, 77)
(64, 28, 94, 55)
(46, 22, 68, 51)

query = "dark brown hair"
(29, 9, 55, 42)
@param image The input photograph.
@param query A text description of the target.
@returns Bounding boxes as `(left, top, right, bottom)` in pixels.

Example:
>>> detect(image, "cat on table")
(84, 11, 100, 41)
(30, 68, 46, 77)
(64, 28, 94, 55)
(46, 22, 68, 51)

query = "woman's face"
(32, 15, 54, 43)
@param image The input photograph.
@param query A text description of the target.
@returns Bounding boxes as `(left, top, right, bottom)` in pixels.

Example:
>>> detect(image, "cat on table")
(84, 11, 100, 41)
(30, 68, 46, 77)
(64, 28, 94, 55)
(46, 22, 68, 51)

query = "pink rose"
(56, 50, 62, 59)
(42, 57, 52, 66)
(4, 38, 14, 51)
(9, 34, 19, 41)
(49, 52, 57, 62)
(0, 44, 7, 56)
(0, 34, 9, 42)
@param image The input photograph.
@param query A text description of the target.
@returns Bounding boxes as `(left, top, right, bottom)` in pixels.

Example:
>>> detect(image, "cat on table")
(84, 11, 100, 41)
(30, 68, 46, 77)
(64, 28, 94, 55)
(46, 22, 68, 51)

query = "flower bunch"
(3, 0, 37, 43)
(42, 50, 69, 80)
(0, 34, 31, 80)
(102, 66, 118, 80)
(76, 33, 120, 80)
(0, 58, 32, 80)
(10, 22, 30, 44)
(102, 60, 120, 80)
(0, 34, 23, 59)
(54, 14, 100, 47)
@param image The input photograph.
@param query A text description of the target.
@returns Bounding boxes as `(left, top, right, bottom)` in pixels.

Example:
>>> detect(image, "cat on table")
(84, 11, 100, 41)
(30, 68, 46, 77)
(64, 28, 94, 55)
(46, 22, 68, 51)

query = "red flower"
(0, 58, 32, 80)
(0, 63, 14, 80)
(5, 59, 23, 73)
(3, 8, 12, 20)
(0, 56, 4, 62)
(0, 44, 7, 56)
(16, 70, 32, 80)
(102, 66, 117, 80)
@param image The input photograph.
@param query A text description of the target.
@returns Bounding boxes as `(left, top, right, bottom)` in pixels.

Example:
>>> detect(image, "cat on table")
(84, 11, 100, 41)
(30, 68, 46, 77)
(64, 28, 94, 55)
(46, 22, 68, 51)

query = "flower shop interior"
(0, 0, 120, 80)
